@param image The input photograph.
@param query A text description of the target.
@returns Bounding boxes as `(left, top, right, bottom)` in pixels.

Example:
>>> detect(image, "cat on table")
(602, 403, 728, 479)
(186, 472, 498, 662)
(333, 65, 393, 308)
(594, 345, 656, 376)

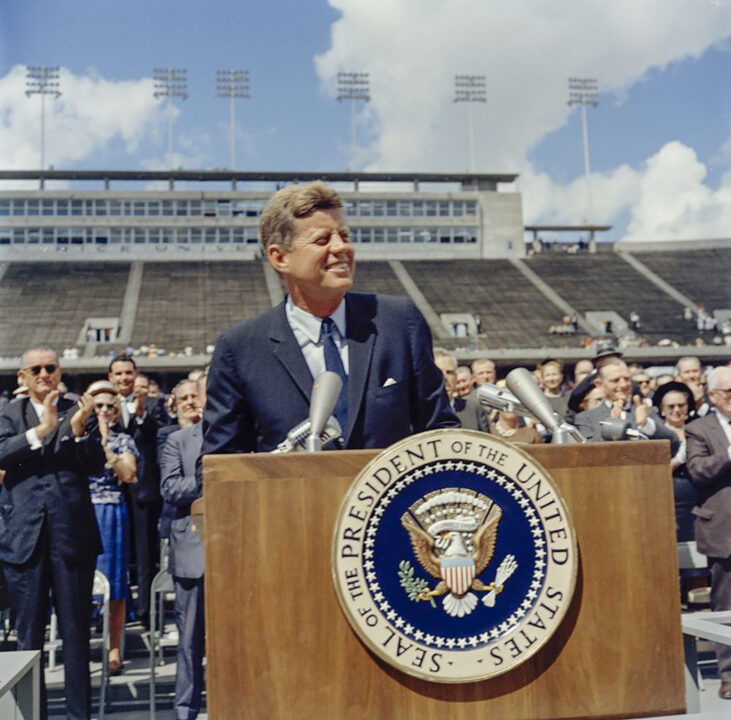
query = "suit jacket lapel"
(23, 398, 40, 430)
(345, 294, 376, 444)
(269, 301, 314, 403)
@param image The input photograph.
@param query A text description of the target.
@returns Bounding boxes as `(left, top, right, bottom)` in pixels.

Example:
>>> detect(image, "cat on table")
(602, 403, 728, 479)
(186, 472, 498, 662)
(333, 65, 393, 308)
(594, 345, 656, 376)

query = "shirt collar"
(714, 407, 731, 426)
(285, 295, 347, 344)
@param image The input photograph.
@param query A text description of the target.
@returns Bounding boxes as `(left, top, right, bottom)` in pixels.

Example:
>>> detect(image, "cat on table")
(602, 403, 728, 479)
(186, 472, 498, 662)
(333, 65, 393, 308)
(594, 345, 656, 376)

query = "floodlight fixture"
(216, 70, 250, 169)
(153, 68, 188, 170)
(25, 66, 61, 172)
(337, 72, 370, 171)
(454, 74, 486, 173)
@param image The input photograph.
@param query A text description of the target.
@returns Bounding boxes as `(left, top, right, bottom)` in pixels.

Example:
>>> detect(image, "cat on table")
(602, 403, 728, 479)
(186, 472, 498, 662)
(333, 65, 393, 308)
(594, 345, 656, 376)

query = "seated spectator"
(540, 359, 569, 418)
(471, 358, 497, 387)
(434, 350, 488, 432)
(631, 370, 653, 406)
(573, 359, 594, 385)
(489, 411, 543, 444)
(675, 356, 710, 417)
(455, 366, 475, 399)
(653, 382, 697, 542)
(74, 380, 139, 675)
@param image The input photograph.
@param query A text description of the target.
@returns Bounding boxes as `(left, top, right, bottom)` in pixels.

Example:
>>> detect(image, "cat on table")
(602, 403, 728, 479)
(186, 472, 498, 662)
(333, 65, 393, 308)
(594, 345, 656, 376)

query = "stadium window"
(397, 201, 411, 217)
(191, 229, 202, 243)
(203, 201, 216, 217)
(416, 229, 435, 243)
(233, 228, 245, 243)
(465, 201, 477, 216)
(27, 229, 40, 244)
(454, 232, 465, 244)
(56, 228, 70, 245)
(0, 230, 10, 245)
(176, 229, 189, 244)
(134, 202, 146, 217)
(439, 228, 451, 243)
(148, 229, 160, 244)
(412, 201, 424, 217)
(109, 201, 121, 217)
(359, 201, 373, 217)
(372, 228, 384, 244)
(345, 201, 357, 217)
(398, 229, 412, 243)
(10, 200, 23, 216)
(162, 201, 174, 216)
(205, 228, 216, 244)
(71, 230, 84, 245)
(386, 201, 397, 217)
(27, 200, 39, 216)
(12, 230, 25, 244)
(386, 228, 397, 243)
(426, 202, 437, 217)
(219, 228, 231, 243)
(467, 228, 478, 243)
(0, 201, 9, 216)
(163, 229, 174, 244)
(231, 200, 244, 217)
(360, 228, 373, 243)
(438, 201, 450, 217)
(43, 229, 54, 244)
(453, 202, 464, 217)
(246, 228, 258, 244)
(110, 228, 122, 244)
(175, 201, 188, 216)
(42, 200, 55, 216)
(93, 200, 107, 216)
(56, 200, 69, 216)
(122, 201, 133, 216)
(95, 232, 108, 245)
(217, 200, 231, 217)
(372, 201, 385, 217)
(133, 229, 146, 244)
(147, 201, 160, 216)
(189, 201, 202, 216)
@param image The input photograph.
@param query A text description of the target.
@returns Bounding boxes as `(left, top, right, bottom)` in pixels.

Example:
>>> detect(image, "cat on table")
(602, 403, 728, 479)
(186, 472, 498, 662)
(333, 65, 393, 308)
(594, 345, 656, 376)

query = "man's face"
(473, 360, 496, 386)
(676, 359, 702, 385)
(434, 356, 457, 396)
(574, 359, 594, 384)
(541, 364, 563, 392)
(271, 208, 354, 309)
(597, 361, 632, 403)
(134, 375, 150, 398)
(18, 349, 61, 403)
(109, 361, 137, 397)
(175, 381, 201, 423)
(455, 370, 473, 398)
(710, 368, 731, 419)
(633, 374, 651, 397)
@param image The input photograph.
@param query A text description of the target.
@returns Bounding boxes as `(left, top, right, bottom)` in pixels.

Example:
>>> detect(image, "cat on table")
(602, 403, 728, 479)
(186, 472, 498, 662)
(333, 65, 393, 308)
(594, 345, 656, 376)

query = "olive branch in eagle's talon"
(398, 560, 437, 608)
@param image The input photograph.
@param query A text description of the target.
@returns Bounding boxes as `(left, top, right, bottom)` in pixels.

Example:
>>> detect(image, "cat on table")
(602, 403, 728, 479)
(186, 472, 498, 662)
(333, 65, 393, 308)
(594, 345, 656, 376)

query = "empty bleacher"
(524, 253, 698, 342)
(130, 261, 272, 352)
(0, 262, 129, 357)
(632, 247, 731, 311)
(351, 261, 405, 296)
(403, 260, 569, 348)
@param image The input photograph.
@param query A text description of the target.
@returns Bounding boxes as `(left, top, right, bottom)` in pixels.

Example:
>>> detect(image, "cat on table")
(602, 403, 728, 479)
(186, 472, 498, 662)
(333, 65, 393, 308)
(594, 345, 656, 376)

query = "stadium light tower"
(568, 77, 599, 252)
(337, 72, 370, 171)
(25, 66, 61, 172)
(454, 75, 486, 173)
(216, 70, 250, 169)
(153, 68, 188, 170)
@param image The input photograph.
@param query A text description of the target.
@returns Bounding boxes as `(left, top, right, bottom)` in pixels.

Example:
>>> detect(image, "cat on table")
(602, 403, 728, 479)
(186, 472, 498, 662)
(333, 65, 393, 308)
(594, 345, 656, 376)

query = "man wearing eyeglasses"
(687, 366, 731, 700)
(0, 345, 102, 719)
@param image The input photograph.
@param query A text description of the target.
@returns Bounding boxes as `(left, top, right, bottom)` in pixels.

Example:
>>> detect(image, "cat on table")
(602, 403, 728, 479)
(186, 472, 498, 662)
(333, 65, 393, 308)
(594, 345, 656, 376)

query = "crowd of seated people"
(1, 342, 731, 714)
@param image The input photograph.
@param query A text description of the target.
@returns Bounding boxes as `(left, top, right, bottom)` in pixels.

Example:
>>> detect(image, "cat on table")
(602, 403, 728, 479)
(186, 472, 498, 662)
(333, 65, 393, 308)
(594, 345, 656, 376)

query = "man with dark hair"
(0, 346, 102, 719)
(203, 181, 456, 456)
(108, 355, 169, 626)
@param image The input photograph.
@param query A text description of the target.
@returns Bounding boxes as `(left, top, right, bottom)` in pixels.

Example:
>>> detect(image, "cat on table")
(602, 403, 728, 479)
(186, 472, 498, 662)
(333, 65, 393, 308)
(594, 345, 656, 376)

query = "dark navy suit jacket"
(160, 423, 203, 578)
(202, 292, 458, 454)
(0, 396, 102, 565)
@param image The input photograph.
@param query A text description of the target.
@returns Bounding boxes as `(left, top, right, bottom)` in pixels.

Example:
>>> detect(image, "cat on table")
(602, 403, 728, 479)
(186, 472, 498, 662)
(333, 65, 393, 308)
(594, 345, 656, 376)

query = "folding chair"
(148, 565, 176, 720)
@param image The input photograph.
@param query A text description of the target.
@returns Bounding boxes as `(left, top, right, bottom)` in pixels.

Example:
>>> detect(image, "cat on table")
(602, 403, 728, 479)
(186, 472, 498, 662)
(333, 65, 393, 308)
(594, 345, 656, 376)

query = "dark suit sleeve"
(202, 330, 256, 456)
(405, 302, 459, 432)
(0, 409, 37, 469)
(687, 420, 731, 487)
(160, 433, 201, 507)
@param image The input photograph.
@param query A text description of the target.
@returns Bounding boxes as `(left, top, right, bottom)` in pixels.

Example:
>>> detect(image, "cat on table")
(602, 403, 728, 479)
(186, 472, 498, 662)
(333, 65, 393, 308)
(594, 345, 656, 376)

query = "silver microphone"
(306, 371, 343, 452)
(599, 418, 647, 441)
(272, 415, 342, 453)
(477, 383, 533, 418)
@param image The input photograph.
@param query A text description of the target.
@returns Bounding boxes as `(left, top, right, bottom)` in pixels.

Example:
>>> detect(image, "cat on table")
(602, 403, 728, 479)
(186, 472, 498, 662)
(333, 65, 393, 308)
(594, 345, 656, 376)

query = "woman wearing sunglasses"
(73, 380, 138, 675)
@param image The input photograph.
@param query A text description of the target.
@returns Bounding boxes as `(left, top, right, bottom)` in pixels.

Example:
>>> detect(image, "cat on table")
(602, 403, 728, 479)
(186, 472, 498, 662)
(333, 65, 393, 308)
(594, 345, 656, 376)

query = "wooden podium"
(200, 441, 685, 719)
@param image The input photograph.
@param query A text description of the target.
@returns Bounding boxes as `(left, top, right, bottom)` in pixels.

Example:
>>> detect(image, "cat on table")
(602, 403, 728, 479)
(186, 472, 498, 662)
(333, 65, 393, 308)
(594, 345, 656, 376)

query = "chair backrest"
(93, 570, 111, 600)
(677, 541, 708, 570)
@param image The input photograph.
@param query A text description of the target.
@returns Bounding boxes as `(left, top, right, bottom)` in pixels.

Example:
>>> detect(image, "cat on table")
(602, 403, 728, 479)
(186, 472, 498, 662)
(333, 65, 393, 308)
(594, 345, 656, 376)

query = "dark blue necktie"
(320, 317, 348, 432)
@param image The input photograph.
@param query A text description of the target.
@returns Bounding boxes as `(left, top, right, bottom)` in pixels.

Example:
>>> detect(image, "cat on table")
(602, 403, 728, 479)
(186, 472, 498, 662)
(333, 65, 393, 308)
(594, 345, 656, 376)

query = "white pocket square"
(383, 378, 397, 387)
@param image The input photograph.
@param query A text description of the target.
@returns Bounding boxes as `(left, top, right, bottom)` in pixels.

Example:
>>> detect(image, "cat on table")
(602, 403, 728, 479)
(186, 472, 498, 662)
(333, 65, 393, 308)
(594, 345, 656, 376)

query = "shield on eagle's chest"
(440, 555, 476, 596)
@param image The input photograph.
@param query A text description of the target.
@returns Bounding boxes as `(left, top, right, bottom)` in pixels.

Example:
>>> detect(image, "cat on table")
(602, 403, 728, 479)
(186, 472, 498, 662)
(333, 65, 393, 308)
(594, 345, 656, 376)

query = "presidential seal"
(332, 429, 577, 683)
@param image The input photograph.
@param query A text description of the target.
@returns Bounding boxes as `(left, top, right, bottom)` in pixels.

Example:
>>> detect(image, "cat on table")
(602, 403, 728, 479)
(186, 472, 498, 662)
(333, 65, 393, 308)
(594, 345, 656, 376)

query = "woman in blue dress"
(77, 380, 139, 674)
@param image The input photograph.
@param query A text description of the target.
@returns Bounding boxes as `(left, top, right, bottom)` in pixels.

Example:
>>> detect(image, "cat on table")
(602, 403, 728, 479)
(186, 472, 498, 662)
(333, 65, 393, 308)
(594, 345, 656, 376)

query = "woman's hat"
(87, 380, 118, 397)
(652, 380, 694, 413)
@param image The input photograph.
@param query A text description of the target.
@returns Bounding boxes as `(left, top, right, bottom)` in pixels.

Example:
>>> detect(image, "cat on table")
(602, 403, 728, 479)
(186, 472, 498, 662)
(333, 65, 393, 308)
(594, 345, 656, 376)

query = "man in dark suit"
(203, 181, 457, 456)
(574, 357, 673, 443)
(686, 366, 731, 700)
(160, 373, 206, 720)
(108, 356, 170, 625)
(0, 346, 102, 720)
(434, 350, 488, 432)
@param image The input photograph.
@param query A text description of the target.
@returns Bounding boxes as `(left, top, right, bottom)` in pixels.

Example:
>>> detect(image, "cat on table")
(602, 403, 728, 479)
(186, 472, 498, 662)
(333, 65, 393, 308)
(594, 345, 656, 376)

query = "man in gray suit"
(434, 350, 488, 432)
(160, 373, 206, 720)
(574, 357, 668, 442)
(687, 366, 731, 700)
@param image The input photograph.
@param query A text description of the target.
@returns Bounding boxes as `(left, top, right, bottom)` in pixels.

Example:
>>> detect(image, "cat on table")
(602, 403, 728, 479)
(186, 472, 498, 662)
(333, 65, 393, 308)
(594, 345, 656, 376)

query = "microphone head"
(506, 367, 561, 431)
(309, 371, 343, 437)
(599, 417, 629, 441)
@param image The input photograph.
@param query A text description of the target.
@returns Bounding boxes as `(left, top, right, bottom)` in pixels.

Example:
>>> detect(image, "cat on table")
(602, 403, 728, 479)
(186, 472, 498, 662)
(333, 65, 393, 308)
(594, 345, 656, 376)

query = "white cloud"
(0, 65, 159, 171)
(316, 0, 731, 240)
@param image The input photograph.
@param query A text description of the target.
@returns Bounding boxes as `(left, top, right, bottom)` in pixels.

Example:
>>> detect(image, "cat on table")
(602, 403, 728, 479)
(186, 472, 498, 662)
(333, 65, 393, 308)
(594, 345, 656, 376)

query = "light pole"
(216, 70, 250, 170)
(25, 66, 61, 172)
(454, 75, 486, 173)
(337, 72, 370, 171)
(153, 68, 188, 170)
(568, 77, 599, 251)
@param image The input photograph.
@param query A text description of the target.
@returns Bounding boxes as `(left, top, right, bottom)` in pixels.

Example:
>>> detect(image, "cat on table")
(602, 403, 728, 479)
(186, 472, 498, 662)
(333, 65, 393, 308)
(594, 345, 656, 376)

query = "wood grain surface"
(202, 441, 685, 720)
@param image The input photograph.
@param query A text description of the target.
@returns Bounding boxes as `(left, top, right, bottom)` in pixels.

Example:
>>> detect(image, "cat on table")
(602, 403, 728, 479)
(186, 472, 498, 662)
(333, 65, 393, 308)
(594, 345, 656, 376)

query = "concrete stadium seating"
(351, 261, 406, 296)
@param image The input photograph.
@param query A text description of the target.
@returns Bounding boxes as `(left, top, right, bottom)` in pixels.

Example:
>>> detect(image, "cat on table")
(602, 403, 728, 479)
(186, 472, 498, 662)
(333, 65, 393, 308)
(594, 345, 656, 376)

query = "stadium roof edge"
(0, 169, 519, 185)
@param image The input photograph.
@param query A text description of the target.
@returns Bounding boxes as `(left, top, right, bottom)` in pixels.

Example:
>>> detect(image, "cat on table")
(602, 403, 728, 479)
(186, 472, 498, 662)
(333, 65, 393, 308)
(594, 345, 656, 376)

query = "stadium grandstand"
(0, 170, 729, 393)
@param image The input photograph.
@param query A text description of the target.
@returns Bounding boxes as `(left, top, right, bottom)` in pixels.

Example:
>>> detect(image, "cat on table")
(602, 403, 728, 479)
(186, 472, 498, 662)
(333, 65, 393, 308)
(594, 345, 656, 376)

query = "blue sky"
(1, 0, 730, 242)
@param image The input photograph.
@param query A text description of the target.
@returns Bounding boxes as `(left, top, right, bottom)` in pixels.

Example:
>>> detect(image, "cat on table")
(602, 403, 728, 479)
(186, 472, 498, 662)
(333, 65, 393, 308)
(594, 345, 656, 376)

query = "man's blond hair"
(260, 181, 343, 253)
